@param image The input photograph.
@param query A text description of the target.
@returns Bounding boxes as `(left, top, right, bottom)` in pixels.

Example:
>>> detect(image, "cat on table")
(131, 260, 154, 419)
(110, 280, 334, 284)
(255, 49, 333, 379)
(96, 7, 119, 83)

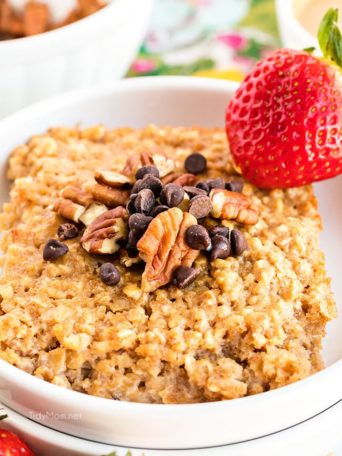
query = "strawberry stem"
(0, 414, 8, 421)
(318, 8, 342, 68)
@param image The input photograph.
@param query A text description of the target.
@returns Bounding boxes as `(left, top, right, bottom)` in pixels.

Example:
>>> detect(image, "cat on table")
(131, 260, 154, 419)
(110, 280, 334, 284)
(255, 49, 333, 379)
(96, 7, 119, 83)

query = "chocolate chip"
(43, 239, 69, 261)
(230, 229, 248, 256)
(209, 225, 230, 239)
(100, 263, 120, 286)
(150, 205, 169, 217)
(196, 181, 210, 194)
(128, 213, 153, 232)
(136, 165, 160, 180)
(184, 153, 207, 175)
(131, 179, 142, 194)
(207, 178, 225, 190)
(131, 174, 162, 196)
(138, 174, 163, 196)
(210, 235, 231, 261)
(185, 225, 211, 251)
(189, 195, 212, 219)
(134, 189, 155, 215)
(126, 199, 137, 215)
(127, 229, 143, 249)
(57, 223, 79, 240)
(160, 184, 184, 208)
(183, 186, 207, 198)
(173, 266, 200, 289)
(126, 193, 138, 215)
(225, 180, 244, 193)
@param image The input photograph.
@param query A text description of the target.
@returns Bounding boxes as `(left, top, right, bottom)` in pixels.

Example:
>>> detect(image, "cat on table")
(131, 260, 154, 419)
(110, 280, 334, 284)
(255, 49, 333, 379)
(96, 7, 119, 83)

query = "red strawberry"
(0, 414, 35, 456)
(226, 8, 342, 189)
(0, 430, 35, 456)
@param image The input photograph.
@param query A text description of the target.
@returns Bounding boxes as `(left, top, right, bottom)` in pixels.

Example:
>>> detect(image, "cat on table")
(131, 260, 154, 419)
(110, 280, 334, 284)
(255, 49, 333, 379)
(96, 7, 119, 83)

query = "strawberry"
(226, 8, 342, 189)
(0, 430, 35, 456)
(0, 414, 35, 456)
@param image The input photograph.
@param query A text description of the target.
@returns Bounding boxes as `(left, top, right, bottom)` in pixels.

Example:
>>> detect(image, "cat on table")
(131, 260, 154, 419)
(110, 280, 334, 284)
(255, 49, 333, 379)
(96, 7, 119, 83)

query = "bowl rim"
(0, 0, 132, 58)
(0, 75, 341, 414)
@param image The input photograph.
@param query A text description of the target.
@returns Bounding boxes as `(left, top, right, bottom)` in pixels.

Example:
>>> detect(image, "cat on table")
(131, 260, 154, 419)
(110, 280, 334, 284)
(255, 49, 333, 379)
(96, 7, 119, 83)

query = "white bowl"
(0, 0, 153, 119)
(1, 400, 342, 456)
(275, 0, 318, 49)
(0, 77, 341, 450)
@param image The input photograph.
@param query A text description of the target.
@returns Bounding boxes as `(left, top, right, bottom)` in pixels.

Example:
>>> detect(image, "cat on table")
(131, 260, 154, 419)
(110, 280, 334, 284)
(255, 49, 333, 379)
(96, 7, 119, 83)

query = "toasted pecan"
(61, 186, 93, 207)
(122, 154, 142, 178)
(54, 198, 85, 223)
(162, 173, 197, 186)
(140, 151, 153, 166)
(137, 208, 199, 292)
(81, 206, 128, 254)
(122, 151, 175, 179)
(210, 189, 258, 225)
(89, 183, 130, 208)
(79, 202, 108, 226)
(94, 170, 132, 188)
(150, 154, 174, 177)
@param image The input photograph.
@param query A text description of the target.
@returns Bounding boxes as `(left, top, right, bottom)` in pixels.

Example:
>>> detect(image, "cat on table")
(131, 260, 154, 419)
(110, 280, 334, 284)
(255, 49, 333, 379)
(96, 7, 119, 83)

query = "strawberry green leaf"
(0, 414, 8, 421)
(329, 26, 342, 67)
(318, 8, 337, 52)
(303, 46, 316, 54)
(318, 8, 342, 68)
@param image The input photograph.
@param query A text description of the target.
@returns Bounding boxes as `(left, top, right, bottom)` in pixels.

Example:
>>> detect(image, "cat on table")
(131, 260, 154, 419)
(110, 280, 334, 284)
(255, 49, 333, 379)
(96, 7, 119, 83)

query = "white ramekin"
(275, 0, 318, 49)
(0, 77, 341, 450)
(0, 0, 153, 119)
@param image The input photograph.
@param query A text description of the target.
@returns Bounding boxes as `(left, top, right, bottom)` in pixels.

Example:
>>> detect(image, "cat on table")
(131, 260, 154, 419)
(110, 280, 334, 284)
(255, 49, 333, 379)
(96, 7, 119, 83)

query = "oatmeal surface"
(0, 125, 336, 403)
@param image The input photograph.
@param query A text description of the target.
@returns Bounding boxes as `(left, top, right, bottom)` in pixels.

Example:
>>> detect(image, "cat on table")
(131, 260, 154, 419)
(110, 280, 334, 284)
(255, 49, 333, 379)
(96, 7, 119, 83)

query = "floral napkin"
(127, 0, 280, 81)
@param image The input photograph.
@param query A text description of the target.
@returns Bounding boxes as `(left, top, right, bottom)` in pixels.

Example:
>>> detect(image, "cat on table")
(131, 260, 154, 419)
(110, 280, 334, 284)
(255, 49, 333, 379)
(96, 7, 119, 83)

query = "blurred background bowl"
(0, 0, 154, 119)
(275, 0, 318, 49)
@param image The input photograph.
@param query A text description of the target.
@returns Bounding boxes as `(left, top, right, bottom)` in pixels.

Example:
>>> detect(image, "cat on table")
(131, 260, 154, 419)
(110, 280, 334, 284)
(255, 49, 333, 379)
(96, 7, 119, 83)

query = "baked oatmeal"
(0, 0, 106, 40)
(0, 125, 336, 403)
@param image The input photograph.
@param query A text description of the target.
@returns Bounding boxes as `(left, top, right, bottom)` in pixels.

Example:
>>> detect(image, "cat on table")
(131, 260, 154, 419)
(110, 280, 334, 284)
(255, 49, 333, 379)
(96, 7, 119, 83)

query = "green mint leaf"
(318, 8, 342, 69)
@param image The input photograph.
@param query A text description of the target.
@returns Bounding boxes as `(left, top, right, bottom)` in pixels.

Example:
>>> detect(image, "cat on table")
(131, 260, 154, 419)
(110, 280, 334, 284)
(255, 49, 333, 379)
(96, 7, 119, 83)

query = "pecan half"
(61, 186, 93, 207)
(54, 199, 85, 223)
(79, 202, 108, 226)
(122, 151, 175, 179)
(81, 207, 128, 254)
(162, 173, 197, 186)
(140, 151, 153, 166)
(94, 170, 133, 188)
(88, 183, 130, 208)
(151, 154, 174, 177)
(122, 154, 142, 178)
(137, 208, 200, 292)
(209, 189, 258, 225)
